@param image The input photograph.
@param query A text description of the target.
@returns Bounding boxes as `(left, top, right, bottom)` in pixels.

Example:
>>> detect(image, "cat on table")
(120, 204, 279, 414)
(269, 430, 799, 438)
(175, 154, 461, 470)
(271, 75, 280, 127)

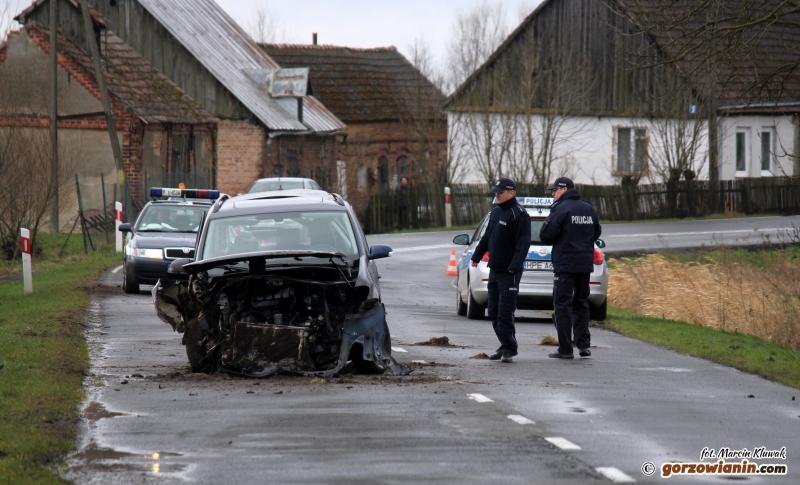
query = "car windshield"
(530, 219, 546, 244)
(247, 180, 304, 193)
(202, 211, 360, 264)
(136, 205, 207, 232)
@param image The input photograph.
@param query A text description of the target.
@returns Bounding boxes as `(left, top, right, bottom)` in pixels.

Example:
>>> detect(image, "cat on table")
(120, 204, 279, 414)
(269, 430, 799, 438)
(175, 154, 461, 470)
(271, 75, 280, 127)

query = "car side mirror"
(168, 258, 193, 274)
(595, 239, 606, 249)
(368, 244, 392, 260)
(452, 234, 470, 245)
(119, 223, 132, 233)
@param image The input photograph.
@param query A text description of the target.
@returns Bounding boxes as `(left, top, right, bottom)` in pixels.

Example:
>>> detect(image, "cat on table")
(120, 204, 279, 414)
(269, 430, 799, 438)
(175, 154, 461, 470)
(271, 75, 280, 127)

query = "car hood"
(182, 250, 345, 274)
(133, 231, 197, 248)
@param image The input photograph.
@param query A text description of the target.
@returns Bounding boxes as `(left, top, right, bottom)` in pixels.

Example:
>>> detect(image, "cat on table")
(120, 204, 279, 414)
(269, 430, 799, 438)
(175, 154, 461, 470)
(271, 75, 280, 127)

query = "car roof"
(250, 177, 315, 183)
(147, 199, 214, 207)
(211, 189, 346, 218)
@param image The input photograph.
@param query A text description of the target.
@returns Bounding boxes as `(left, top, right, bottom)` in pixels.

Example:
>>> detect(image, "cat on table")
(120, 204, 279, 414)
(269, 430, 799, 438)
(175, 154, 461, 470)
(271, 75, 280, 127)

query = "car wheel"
(122, 263, 139, 294)
(466, 278, 485, 320)
(456, 276, 467, 316)
(590, 298, 607, 321)
(350, 321, 390, 375)
(183, 317, 210, 373)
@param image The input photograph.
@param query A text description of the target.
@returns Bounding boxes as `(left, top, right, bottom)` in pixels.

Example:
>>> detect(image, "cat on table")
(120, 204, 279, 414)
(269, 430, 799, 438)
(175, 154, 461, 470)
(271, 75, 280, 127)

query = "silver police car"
(452, 197, 608, 320)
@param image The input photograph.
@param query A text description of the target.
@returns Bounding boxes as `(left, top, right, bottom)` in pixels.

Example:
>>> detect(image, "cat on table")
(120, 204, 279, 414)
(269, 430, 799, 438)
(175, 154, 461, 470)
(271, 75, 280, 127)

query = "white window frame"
(735, 128, 750, 177)
(759, 127, 776, 176)
(336, 160, 347, 199)
(613, 126, 649, 175)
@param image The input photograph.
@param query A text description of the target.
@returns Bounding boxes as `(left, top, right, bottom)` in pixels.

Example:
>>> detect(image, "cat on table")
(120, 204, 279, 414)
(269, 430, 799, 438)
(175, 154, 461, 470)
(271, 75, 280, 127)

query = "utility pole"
(48, 0, 59, 233)
(78, 0, 126, 197)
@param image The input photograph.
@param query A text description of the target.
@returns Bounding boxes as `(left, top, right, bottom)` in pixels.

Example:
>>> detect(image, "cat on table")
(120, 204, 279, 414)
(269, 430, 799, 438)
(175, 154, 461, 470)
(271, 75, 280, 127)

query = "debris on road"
(414, 336, 456, 347)
(469, 353, 489, 359)
(540, 335, 558, 346)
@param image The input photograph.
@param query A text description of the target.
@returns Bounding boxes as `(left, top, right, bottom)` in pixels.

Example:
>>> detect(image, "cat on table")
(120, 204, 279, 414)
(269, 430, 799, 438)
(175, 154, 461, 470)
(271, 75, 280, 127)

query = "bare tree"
(511, 32, 596, 187)
(247, 2, 291, 44)
(446, 1, 509, 93)
(612, 1, 800, 181)
(403, 37, 451, 184)
(0, 0, 22, 40)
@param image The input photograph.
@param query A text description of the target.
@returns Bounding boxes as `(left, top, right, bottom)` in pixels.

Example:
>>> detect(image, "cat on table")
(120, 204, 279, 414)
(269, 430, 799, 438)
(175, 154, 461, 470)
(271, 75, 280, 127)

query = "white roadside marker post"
(445, 187, 452, 228)
(115, 201, 123, 252)
(20, 228, 32, 295)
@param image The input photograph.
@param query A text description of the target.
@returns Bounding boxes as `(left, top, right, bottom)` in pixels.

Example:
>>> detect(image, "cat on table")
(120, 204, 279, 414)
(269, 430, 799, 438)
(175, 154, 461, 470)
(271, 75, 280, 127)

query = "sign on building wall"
(245, 68, 309, 98)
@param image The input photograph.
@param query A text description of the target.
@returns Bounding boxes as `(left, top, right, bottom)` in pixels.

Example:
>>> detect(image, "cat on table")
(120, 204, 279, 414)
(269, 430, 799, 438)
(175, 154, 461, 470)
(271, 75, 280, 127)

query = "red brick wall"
(266, 134, 340, 191)
(338, 120, 448, 217)
(216, 119, 266, 195)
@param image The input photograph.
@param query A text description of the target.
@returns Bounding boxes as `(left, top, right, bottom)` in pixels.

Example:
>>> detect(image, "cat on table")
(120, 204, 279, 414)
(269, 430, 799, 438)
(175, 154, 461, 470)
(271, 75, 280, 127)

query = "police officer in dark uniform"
(539, 177, 601, 359)
(471, 178, 532, 363)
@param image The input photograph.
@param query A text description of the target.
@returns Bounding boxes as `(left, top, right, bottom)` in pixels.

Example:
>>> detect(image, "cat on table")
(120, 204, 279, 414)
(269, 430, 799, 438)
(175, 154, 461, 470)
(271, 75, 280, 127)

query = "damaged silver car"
(153, 189, 407, 378)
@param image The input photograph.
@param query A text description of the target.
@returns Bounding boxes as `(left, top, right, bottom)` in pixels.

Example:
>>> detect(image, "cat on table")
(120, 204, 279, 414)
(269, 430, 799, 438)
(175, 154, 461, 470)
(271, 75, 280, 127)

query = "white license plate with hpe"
(525, 261, 553, 271)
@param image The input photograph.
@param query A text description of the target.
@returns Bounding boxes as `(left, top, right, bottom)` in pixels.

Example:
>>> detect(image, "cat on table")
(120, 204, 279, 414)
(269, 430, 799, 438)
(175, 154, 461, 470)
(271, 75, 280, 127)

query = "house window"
(287, 150, 298, 177)
(336, 160, 347, 198)
(397, 156, 410, 181)
(357, 164, 367, 190)
(273, 164, 284, 176)
(615, 127, 647, 174)
(378, 157, 389, 190)
(760, 128, 775, 174)
(735, 130, 748, 174)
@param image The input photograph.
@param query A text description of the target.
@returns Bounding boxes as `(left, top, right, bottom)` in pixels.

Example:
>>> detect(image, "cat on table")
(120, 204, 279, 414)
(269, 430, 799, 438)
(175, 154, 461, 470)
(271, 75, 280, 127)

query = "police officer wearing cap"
(471, 178, 532, 363)
(539, 177, 601, 359)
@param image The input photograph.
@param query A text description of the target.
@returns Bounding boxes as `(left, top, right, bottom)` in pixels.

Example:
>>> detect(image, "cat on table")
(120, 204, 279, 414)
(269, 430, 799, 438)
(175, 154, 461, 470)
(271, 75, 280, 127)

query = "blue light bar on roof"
(150, 187, 220, 199)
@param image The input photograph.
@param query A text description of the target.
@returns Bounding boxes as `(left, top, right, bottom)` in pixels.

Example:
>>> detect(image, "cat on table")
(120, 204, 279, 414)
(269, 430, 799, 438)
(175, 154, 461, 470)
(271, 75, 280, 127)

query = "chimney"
(312, 33, 318, 45)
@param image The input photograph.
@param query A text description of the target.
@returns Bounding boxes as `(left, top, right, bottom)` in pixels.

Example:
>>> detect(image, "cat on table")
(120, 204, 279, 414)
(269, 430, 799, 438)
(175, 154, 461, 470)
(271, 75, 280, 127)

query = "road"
(64, 216, 800, 484)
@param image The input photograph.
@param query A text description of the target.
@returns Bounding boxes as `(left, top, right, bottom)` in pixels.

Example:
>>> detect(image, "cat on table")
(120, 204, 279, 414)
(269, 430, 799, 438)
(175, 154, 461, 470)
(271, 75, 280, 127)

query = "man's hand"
(471, 261, 477, 267)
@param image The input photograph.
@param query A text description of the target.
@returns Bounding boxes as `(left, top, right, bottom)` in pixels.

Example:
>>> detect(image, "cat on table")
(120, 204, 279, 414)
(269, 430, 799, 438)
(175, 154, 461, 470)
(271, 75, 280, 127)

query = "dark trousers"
(487, 270, 522, 356)
(553, 272, 591, 355)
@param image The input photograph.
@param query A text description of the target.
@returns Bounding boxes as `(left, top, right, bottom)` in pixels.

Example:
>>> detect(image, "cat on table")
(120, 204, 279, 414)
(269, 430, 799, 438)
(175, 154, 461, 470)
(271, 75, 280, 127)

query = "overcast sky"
(215, 0, 542, 66)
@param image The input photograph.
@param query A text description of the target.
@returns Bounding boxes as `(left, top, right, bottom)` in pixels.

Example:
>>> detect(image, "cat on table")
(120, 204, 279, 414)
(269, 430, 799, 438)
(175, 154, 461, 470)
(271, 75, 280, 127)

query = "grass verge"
(601, 306, 800, 389)
(0, 240, 120, 483)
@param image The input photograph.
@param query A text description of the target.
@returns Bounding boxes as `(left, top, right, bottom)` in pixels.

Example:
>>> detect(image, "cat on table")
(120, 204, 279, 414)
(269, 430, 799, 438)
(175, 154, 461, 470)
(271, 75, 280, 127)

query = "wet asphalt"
(63, 217, 800, 484)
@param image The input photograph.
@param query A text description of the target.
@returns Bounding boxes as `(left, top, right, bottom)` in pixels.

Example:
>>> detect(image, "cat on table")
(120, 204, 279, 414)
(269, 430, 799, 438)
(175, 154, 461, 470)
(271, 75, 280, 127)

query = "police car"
(452, 196, 608, 320)
(119, 187, 219, 294)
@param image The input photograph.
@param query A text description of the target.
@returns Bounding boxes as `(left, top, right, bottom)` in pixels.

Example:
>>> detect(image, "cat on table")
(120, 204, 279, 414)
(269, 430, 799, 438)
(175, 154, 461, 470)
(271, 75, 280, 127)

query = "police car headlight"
(131, 248, 164, 259)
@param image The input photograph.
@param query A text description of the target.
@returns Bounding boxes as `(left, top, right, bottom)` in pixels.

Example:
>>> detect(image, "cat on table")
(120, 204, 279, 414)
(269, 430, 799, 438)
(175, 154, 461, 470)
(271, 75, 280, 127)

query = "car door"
(458, 214, 489, 301)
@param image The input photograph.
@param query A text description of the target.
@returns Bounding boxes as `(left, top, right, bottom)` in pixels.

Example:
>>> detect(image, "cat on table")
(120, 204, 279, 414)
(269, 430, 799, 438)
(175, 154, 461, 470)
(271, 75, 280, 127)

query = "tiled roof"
(617, 0, 800, 107)
(262, 44, 445, 123)
(136, 0, 345, 132)
(27, 23, 215, 124)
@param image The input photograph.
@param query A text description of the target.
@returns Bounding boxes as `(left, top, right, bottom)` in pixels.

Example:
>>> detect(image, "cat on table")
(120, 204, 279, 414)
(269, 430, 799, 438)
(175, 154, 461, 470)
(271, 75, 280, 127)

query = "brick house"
(262, 42, 447, 215)
(63, 0, 347, 196)
(0, 19, 215, 227)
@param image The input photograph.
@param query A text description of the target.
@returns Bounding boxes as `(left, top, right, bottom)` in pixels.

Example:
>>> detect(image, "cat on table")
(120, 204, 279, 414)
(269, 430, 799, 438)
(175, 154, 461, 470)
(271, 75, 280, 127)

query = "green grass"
(0, 238, 120, 484)
(602, 306, 800, 389)
(0, 231, 114, 276)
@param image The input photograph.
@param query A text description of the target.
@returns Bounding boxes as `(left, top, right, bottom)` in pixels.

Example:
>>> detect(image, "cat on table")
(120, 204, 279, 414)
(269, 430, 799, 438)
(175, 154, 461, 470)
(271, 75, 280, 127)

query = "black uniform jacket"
(471, 197, 532, 273)
(539, 189, 601, 273)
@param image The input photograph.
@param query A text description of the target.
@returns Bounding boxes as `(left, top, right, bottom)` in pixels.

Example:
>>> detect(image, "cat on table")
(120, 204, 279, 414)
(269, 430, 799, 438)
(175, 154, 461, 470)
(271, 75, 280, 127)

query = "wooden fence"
(363, 177, 800, 234)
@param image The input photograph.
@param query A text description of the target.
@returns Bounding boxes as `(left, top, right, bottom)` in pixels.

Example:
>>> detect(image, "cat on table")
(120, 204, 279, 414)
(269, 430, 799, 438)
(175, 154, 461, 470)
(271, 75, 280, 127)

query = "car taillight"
(593, 248, 604, 265)
(481, 252, 489, 262)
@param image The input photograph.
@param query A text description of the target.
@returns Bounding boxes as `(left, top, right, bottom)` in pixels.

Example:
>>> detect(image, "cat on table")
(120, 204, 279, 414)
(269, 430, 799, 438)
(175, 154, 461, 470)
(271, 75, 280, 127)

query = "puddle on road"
(638, 367, 694, 373)
(84, 401, 126, 421)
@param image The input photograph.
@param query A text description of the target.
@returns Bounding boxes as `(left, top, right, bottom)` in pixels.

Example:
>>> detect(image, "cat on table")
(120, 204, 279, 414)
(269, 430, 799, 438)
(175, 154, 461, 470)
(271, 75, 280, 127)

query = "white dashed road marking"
(545, 437, 581, 450)
(507, 414, 534, 425)
(111, 265, 123, 274)
(391, 347, 408, 353)
(595, 467, 635, 483)
(466, 393, 494, 403)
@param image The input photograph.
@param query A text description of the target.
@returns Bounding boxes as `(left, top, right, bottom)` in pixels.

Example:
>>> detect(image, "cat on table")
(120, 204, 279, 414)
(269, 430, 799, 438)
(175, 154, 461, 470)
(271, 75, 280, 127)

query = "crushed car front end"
(153, 190, 406, 377)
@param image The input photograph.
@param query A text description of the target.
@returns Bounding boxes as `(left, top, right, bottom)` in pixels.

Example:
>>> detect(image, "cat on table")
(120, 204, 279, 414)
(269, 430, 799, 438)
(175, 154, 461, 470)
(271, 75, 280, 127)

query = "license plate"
(525, 260, 553, 271)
